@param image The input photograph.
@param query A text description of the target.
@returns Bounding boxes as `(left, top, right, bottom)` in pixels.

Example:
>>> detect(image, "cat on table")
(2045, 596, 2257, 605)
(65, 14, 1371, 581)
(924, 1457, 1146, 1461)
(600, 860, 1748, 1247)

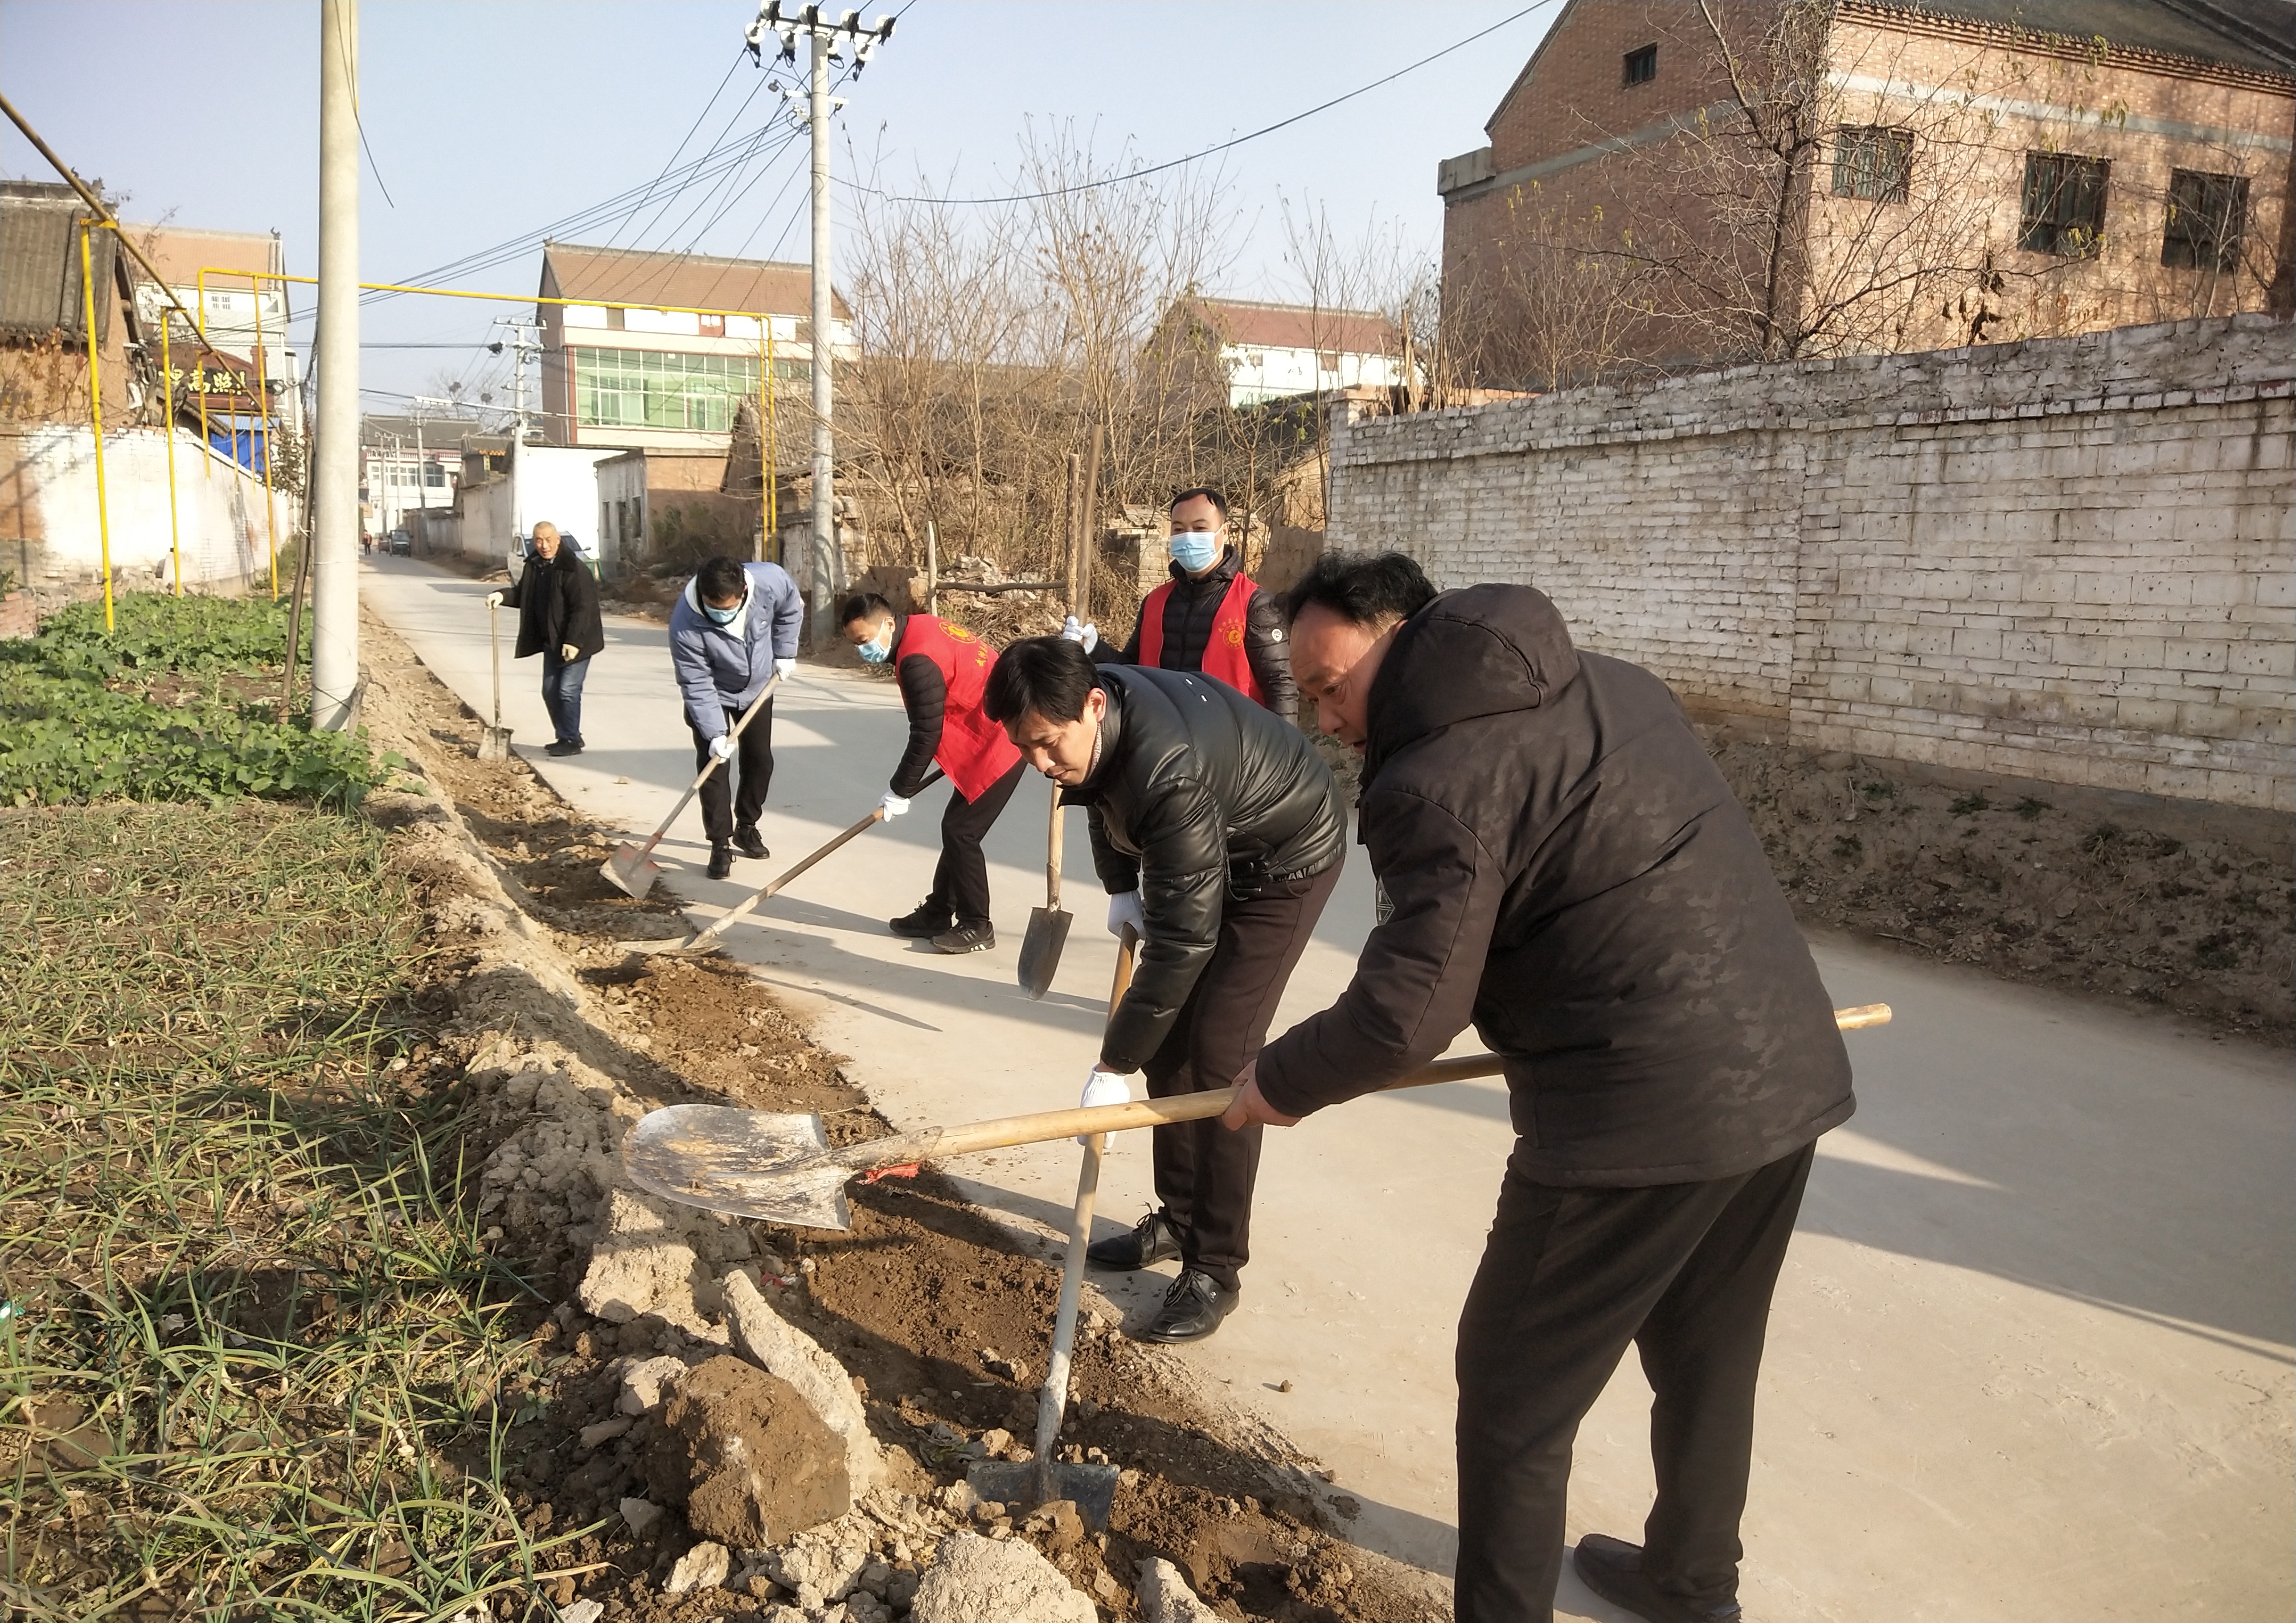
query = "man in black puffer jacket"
(1105, 488, 1297, 719)
(1225, 553, 1853, 1623)
(987, 635, 1344, 1343)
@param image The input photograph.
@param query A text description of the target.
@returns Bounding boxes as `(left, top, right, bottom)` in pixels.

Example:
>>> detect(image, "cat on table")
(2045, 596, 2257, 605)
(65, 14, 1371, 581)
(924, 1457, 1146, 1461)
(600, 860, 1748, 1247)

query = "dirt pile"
(643, 1354, 852, 1548)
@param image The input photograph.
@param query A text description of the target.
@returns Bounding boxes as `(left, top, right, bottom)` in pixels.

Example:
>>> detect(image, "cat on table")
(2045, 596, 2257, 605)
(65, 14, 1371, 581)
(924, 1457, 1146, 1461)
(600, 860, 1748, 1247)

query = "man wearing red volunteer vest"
(839, 593, 1028, 955)
(1112, 488, 1297, 719)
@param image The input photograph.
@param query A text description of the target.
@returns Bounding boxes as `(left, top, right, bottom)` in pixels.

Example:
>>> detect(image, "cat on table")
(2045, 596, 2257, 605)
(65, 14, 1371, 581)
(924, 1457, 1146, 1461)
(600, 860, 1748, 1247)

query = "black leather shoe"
(1137, 1268, 1237, 1344)
(930, 921, 994, 954)
(889, 901, 952, 938)
(1573, 1534, 1741, 1623)
(706, 843, 734, 881)
(544, 739, 583, 757)
(1087, 1209, 1181, 1271)
(732, 823, 769, 861)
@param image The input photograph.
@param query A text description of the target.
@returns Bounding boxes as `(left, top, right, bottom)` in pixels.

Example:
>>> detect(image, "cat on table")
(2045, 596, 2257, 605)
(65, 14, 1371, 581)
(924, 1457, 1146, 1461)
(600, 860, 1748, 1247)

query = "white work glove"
(774, 658, 797, 681)
(708, 734, 735, 763)
(1105, 889, 1145, 940)
(1060, 615, 1099, 653)
(879, 792, 911, 820)
(485, 590, 504, 607)
(1077, 1067, 1133, 1145)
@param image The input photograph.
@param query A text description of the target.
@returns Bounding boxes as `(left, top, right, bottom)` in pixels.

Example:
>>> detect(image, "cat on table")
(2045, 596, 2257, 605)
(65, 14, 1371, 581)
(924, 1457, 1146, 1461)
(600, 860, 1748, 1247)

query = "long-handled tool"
(477, 599, 514, 762)
(625, 1005, 1896, 1230)
(620, 769, 944, 958)
(969, 928, 1137, 1526)
(1016, 783, 1072, 999)
(600, 673, 784, 898)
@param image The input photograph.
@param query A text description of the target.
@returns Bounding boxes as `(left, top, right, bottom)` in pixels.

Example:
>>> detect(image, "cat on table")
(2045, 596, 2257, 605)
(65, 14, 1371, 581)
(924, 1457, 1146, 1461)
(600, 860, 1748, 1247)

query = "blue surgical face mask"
(1170, 528, 1221, 573)
(854, 623, 893, 664)
(703, 599, 741, 626)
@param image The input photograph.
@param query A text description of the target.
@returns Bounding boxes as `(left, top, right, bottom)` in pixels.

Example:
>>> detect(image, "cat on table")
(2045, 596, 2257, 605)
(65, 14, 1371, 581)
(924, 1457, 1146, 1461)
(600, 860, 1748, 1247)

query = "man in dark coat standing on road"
(1224, 553, 1854, 1623)
(668, 553, 804, 880)
(487, 520, 602, 757)
(987, 635, 1344, 1343)
(1106, 488, 1297, 720)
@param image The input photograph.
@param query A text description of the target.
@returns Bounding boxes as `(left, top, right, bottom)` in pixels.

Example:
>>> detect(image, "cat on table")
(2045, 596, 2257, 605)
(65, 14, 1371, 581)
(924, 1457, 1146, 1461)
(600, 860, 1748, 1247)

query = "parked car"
(388, 529, 412, 555)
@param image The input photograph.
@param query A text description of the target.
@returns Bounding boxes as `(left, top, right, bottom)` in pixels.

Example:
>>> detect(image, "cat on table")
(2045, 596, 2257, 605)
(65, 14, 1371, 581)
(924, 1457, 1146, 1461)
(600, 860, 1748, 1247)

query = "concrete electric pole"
(747, 2, 894, 643)
(310, 0, 360, 730)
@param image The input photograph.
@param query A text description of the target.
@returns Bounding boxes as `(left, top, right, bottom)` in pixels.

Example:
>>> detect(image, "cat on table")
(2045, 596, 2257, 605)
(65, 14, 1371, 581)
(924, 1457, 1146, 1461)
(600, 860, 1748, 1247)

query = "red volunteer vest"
(897, 615, 1023, 800)
(1137, 571, 1268, 706)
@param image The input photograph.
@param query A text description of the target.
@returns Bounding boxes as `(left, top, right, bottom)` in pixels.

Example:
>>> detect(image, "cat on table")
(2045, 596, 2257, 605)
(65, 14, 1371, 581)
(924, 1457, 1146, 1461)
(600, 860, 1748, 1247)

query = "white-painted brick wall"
(1330, 316, 2294, 812)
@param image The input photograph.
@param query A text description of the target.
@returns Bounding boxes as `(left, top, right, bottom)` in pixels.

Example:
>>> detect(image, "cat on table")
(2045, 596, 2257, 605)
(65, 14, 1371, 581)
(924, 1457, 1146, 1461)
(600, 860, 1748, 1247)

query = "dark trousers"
(540, 650, 590, 744)
(1146, 860, 1340, 1292)
(924, 759, 1026, 927)
(1453, 1141, 1817, 1623)
(687, 697, 774, 844)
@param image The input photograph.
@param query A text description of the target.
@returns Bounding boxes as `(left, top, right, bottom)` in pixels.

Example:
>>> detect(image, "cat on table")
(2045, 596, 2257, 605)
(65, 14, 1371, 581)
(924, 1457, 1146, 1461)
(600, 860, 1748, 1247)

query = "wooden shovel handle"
(688, 769, 945, 946)
(835, 1002, 1891, 1172)
(628, 673, 785, 864)
(1046, 787, 1064, 910)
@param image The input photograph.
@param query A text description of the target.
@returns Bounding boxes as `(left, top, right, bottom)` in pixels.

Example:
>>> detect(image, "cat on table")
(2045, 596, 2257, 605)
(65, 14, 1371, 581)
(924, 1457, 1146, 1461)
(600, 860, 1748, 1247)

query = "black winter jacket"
(1069, 664, 1346, 1073)
(501, 546, 604, 661)
(886, 617, 947, 796)
(1112, 546, 1297, 718)
(1254, 584, 1853, 1186)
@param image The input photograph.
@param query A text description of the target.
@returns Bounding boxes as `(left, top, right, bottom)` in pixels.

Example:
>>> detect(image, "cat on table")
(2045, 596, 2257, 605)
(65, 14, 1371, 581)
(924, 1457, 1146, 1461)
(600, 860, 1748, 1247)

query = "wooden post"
(1077, 419, 1104, 627)
(1062, 450, 1081, 615)
(925, 519, 938, 615)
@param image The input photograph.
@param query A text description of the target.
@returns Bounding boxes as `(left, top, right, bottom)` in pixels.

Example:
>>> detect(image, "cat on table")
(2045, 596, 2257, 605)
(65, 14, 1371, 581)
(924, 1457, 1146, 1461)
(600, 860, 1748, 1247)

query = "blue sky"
(1, 0, 1553, 406)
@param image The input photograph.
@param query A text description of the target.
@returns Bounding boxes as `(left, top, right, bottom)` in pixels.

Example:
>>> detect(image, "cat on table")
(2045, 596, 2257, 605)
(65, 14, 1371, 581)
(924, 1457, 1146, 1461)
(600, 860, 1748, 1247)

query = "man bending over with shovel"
(1223, 553, 1855, 1623)
(838, 592, 1027, 955)
(669, 554, 803, 880)
(986, 635, 1346, 1343)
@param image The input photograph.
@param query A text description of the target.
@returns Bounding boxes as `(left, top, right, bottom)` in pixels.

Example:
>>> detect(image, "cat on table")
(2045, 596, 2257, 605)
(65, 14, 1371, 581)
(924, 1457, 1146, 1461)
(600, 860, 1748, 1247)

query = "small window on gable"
(699, 313, 725, 337)
(605, 306, 625, 330)
(2161, 169, 2248, 272)
(1833, 125, 1913, 203)
(1623, 44, 1658, 85)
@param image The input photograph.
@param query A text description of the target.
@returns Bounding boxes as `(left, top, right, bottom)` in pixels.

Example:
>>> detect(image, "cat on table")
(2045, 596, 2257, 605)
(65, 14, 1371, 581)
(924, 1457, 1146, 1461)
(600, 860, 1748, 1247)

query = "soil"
(351, 607, 1448, 1622)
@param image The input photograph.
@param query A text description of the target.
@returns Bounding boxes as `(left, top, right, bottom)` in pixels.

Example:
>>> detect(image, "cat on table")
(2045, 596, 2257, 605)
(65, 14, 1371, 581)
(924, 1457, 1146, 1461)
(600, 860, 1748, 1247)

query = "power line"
(853, 1, 1554, 206)
(587, 48, 745, 260)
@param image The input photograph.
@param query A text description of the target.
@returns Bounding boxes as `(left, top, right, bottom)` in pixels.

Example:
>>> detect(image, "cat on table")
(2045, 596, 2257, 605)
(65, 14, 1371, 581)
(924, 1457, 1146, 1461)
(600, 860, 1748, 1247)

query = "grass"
(0, 803, 585, 1618)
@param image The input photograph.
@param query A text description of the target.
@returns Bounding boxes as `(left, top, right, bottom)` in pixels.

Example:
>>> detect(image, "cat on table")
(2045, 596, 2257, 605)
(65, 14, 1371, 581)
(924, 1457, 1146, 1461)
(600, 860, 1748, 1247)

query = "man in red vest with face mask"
(839, 592, 1028, 955)
(1113, 488, 1297, 721)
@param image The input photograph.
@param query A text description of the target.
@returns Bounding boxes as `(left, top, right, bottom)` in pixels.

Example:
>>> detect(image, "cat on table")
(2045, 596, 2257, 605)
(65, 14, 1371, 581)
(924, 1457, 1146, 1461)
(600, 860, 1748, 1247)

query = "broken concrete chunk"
(580, 1190, 702, 1326)
(578, 1415, 632, 1449)
(978, 1348, 1027, 1383)
(909, 1531, 1097, 1623)
(616, 1354, 690, 1416)
(935, 1479, 982, 1517)
(642, 1354, 850, 1550)
(556, 1602, 605, 1623)
(721, 1268, 883, 1492)
(665, 1538, 732, 1595)
(1137, 1555, 1224, 1623)
(620, 1496, 663, 1537)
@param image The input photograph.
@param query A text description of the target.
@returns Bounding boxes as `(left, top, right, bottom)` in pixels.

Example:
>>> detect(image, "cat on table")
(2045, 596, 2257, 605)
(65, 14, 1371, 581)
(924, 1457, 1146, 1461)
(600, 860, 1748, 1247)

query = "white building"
(1156, 296, 1406, 408)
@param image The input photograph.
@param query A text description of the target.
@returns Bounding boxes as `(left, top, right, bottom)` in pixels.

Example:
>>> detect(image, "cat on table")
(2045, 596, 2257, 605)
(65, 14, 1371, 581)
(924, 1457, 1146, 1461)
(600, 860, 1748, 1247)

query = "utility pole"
(749, 0, 894, 643)
(309, 0, 360, 731)
(491, 318, 540, 444)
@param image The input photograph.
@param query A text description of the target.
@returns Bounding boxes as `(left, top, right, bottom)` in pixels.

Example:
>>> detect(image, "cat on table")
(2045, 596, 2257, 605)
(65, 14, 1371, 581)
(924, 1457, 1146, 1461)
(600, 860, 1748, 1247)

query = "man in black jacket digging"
(987, 636, 1344, 1343)
(1224, 553, 1854, 1623)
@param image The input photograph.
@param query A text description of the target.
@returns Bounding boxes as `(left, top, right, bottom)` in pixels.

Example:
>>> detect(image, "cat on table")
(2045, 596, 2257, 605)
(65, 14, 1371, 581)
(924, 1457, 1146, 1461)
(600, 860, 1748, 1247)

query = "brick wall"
(1327, 315, 2294, 811)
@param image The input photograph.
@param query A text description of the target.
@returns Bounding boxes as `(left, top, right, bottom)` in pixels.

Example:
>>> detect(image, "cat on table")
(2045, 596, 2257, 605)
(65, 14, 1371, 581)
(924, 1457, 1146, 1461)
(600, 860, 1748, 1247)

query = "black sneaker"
(1572, 1534, 1742, 1623)
(889, 901, 953, 938)
(544, 739, 583, 757)
(732, 823, 769, 861)
(706, 843, 733, 881)
(1087, 1209, 1181, 1271)
(930, 921, 994, 954)
(1136, 1268, 1237, 1345)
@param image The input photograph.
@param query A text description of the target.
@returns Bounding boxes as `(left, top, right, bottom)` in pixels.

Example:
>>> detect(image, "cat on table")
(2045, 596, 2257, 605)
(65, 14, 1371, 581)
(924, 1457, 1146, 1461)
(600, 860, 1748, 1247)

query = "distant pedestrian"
(487, 520, 602, 758)
(837, 591, 1027, 954)
(669, 553, 803, 880)
(1104, 487, 1297, 720)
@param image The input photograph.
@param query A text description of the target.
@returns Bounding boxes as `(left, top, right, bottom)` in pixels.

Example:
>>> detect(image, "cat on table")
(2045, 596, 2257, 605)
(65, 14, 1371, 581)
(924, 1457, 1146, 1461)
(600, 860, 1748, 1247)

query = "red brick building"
(1438, 0, 2295, 387)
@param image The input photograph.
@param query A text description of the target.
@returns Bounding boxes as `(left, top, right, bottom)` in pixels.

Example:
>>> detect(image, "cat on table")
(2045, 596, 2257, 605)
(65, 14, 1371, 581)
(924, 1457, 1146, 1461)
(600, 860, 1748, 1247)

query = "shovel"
(1016, 784, 1072, 999)
(620, 769, 944, 958)
(968, 927, 1138, 1526)
(622, 1002, 1896, 1227)
(601, 673, 784, 898)
(477, 600, 514, 762)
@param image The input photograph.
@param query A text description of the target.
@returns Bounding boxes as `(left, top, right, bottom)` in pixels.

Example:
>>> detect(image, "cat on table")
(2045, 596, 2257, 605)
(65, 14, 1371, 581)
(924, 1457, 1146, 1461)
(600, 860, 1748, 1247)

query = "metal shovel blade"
(965, 1462, 1121, 1532)
(600, 843, 663, 899)
(622, 1103, 856, 1230)
(477, 724, 513, 762)
(1016, 906, 1072, 999)
(618, 927, 724, 959)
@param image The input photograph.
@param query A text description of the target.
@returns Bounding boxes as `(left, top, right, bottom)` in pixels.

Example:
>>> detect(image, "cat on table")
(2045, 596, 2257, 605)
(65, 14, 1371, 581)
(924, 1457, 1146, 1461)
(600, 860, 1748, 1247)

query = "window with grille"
(574, 347, 762, 432)
(2018, 153, 2109, 257)
(1623, 44, 1657, 85)
(1832, 125, 1912, 203)
(2160, 169, 2248, 272)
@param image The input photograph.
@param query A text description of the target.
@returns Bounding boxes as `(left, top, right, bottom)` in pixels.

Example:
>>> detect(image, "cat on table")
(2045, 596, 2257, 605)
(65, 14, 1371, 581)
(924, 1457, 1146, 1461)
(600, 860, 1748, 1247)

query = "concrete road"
(364, 554, 2293, 1620)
